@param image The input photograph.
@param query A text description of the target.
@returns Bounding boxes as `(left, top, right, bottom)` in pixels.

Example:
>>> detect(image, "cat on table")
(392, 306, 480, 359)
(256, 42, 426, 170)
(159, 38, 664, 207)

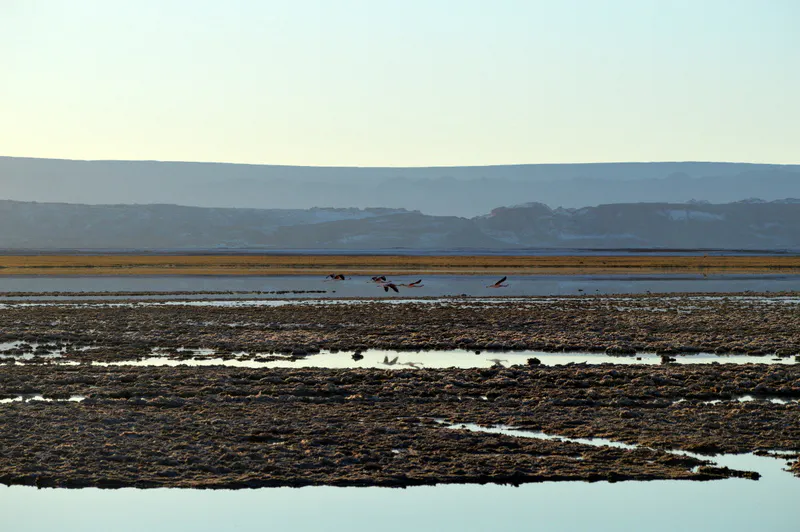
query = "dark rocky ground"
(0, 293, 798, 362)
(0, 293, 798, 488)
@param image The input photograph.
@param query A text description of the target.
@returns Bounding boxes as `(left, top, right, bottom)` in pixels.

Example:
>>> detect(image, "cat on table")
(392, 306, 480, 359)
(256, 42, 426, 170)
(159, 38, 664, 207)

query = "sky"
(1, 0, 798, 166)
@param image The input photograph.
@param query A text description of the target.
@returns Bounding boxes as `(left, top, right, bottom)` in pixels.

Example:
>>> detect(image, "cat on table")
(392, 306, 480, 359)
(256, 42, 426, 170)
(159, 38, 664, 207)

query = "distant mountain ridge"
(2, 156, 799, 217)
(0, 199, 796, 250)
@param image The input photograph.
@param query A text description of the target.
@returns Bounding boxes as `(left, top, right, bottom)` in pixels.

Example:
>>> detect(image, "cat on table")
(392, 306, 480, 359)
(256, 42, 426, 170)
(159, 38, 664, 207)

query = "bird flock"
(325, 274, 509, 293)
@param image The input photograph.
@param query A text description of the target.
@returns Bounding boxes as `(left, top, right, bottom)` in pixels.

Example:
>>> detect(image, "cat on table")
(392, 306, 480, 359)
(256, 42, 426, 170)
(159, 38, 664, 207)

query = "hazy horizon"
(5, 154, 800, 168)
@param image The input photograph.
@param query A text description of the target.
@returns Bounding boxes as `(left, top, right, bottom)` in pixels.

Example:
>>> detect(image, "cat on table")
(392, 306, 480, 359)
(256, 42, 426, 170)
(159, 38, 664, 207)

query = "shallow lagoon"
(0, 273, 798, 298)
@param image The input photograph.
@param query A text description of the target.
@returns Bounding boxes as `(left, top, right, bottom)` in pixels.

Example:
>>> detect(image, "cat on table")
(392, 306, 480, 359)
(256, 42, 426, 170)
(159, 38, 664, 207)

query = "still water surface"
(1, 462, 797, 532)
(0, 273, 797, 298)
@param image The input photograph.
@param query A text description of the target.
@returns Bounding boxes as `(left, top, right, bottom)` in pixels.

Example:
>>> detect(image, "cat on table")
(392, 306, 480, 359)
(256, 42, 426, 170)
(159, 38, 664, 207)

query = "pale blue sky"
(1, 0, 798, 166)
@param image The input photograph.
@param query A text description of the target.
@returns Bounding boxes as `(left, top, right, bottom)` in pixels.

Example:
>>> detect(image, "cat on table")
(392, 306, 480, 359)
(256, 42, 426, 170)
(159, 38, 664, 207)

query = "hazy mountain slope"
(0, 201, 410, 249)
(2, 157, 799, 217)
(267, 212, 502, 249)
(0, 199, 796, 250)
(477, 200, 800, 249)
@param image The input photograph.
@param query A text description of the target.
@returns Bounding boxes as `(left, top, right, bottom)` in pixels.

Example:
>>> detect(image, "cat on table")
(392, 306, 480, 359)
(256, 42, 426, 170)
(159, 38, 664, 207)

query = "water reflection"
(0, 394, 85, 404)
(83, 349, 797, 369)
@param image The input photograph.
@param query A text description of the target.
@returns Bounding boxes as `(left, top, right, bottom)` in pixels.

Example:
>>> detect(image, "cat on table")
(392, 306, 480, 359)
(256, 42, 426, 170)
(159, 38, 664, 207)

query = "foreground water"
(0, 273, 798, 298)
(1, 455, 797, 532)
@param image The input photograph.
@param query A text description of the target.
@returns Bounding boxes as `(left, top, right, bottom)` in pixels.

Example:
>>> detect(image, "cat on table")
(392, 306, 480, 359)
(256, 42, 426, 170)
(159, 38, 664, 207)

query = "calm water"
(93, 349, 797, 368)
(0, 455, 797, 532)
(0, 273, 797, 298)
(3, 343, 795, 368)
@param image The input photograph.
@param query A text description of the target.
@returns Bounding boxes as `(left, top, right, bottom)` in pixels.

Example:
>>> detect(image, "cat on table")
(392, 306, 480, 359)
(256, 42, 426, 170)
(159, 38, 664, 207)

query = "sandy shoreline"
(0, 254, 797, 275)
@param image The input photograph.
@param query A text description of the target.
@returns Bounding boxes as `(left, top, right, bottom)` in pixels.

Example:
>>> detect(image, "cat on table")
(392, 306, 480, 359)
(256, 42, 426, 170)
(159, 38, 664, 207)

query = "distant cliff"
(0, 199, 797, 250)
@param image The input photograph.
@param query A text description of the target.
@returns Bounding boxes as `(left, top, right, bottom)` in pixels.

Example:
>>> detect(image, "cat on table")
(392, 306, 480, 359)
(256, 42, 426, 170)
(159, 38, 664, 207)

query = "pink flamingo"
(381, 282, 399, 293)
(487, 276, 508, 288)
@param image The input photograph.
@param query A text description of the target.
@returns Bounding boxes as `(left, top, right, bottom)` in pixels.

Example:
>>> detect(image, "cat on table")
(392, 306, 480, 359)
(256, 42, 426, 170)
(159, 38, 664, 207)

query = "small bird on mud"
(381, 282, 399, 293)
(400, 279, 424, 288)
(487, 276, 508, 288)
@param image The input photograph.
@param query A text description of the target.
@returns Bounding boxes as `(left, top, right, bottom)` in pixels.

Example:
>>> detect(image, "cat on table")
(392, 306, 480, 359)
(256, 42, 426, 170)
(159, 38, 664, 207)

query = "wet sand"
(0, 292, 798, 488)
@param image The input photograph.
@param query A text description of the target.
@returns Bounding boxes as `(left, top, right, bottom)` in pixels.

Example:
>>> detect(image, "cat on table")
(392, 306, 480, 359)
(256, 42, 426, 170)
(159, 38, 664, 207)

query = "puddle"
(439, 422, 796, 480)
(674, 395, 800, 405)
(703, 395, 799, 405)
(40, 348, 798, 368)
(0, 394, 86, 404)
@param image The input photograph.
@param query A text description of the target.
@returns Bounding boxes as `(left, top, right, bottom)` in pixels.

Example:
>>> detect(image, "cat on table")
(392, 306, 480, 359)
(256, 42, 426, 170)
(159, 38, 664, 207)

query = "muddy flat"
(1, 293, 798, 359)
(0, 292, 798, 488)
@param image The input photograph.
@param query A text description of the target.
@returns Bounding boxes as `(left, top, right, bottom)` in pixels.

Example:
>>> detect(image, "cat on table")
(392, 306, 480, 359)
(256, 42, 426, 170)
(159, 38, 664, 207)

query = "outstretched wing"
(389, 283, 399, 292)
(496, 276, 507, 285)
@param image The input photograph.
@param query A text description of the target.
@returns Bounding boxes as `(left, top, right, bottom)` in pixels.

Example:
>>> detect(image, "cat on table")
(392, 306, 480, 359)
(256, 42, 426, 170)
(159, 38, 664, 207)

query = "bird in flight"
(370, 275, 387, 283)
(325, 274, 349, 281)
(381, 282, 399, 293)
(487, 276, 508, 288)
(400, 279, 424, 288)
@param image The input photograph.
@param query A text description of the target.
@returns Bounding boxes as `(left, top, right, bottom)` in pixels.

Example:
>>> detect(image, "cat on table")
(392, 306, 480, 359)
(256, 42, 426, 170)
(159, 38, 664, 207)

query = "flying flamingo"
(487, 276, 508, 288)
(325, 274, 349, 281)
(370, 275, 387, 283)
(381, 282, 399, 293)
(400, 279, 424, 288)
